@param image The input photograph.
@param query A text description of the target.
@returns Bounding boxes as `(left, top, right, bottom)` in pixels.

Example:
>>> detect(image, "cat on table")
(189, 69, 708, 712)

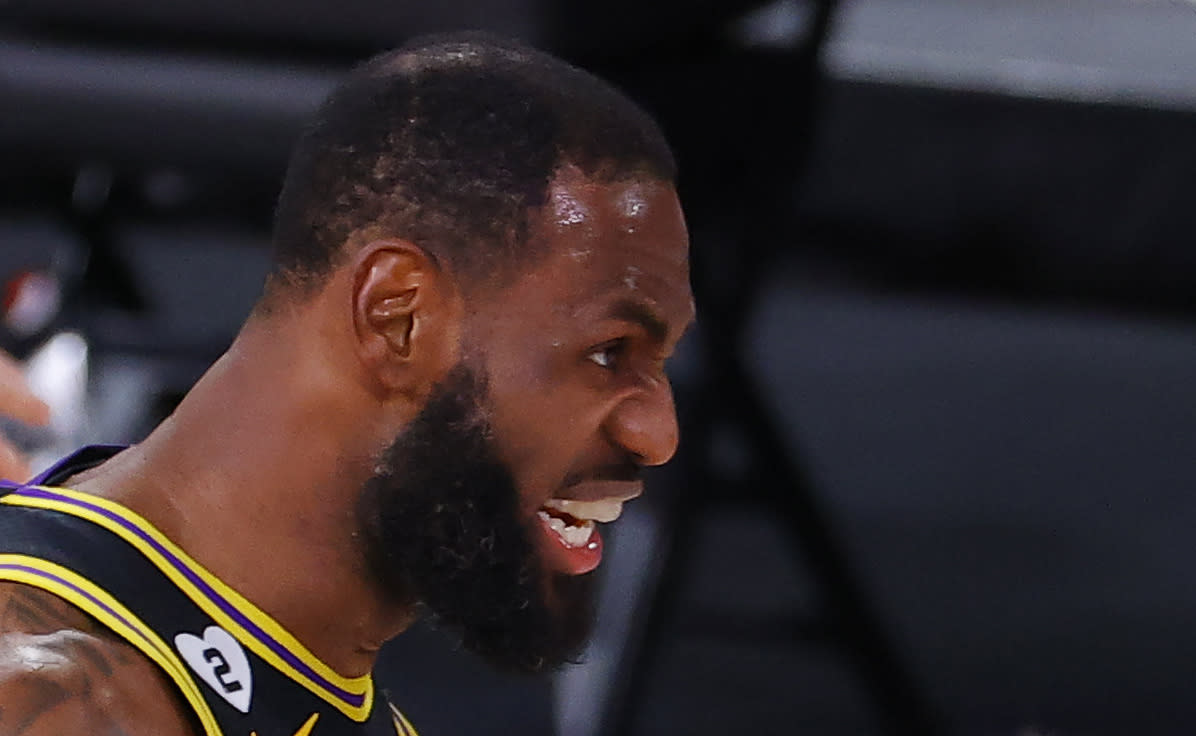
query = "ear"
(351, 240, 461, 399)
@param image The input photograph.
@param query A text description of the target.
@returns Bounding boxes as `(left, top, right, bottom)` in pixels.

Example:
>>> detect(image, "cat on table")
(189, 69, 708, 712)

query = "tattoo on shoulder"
(0, 585, 196, 735)
(0, 630, 189, 736)
(0, 584, 101, 637)
(0, 665, 73, 734)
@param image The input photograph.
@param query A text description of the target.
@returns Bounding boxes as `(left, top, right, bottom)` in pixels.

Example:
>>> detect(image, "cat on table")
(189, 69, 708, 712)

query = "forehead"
(509, 168, 693, 331)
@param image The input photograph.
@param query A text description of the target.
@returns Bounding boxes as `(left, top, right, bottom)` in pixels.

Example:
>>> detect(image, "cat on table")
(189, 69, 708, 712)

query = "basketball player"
(0, 33, 693, 736)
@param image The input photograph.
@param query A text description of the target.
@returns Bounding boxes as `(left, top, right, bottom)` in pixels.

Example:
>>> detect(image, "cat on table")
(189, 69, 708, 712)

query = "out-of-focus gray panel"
(827, 0, 1196, 110)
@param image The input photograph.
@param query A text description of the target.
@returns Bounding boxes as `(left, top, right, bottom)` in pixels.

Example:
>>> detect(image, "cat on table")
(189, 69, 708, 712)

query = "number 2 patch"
(176, 625, 254, 713)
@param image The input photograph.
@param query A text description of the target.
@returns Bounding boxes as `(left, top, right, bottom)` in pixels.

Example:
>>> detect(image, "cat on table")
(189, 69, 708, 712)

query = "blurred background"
(4, 1, 1196, 734)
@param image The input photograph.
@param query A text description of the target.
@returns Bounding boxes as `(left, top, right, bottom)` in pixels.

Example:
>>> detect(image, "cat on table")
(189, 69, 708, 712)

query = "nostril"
(604, 382, 681, 467)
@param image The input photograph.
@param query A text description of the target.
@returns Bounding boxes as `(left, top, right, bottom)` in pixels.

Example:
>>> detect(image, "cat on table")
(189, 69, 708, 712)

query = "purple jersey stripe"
(0, 562, 142, 638)
(16, 487, 366, 708)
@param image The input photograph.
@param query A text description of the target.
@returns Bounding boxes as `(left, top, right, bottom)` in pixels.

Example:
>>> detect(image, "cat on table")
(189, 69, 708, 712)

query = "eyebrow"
(605, 298, 671, 343)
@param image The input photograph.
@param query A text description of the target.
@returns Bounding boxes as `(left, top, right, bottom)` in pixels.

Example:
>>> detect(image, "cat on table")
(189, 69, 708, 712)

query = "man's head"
(269, 31, 676, 295)
(262, 33, 694, 673)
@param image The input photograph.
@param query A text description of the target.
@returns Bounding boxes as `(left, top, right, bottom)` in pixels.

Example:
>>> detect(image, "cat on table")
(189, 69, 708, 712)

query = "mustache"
(561, 460, 642, 488)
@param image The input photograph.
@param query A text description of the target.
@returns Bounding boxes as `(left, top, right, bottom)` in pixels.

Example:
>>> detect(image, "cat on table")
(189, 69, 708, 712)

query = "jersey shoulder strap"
(0, 448, 419, 736)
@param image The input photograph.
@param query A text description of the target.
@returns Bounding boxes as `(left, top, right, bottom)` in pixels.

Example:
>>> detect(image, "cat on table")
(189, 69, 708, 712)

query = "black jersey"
(0, 446, 419, 736)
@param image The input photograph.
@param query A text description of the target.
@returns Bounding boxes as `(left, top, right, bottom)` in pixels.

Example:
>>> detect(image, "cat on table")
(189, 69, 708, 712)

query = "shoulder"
(0, 581, 100, 636)
(0, 583, 197, 736)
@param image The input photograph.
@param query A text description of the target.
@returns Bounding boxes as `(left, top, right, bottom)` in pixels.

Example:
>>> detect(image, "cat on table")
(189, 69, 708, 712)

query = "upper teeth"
(542, 498, 625, 523)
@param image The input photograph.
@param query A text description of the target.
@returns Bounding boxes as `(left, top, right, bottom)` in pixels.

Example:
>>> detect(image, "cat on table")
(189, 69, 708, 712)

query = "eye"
(587, 339, 626, 370)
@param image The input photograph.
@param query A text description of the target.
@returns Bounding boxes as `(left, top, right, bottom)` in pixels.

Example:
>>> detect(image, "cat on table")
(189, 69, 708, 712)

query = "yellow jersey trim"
(0, 553, 224, 736)
(389, 702, 421, 736)
(253, 711, 319, 736)
(1, 486, 375, 721)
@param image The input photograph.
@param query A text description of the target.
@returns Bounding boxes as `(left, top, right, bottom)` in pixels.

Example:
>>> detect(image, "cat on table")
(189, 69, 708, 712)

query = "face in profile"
(358, 171, 694, 673)
(357, 362, 596, 672)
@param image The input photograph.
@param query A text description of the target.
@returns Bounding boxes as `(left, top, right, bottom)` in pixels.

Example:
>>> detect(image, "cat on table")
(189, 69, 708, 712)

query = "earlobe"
(352, 241, 458, 396)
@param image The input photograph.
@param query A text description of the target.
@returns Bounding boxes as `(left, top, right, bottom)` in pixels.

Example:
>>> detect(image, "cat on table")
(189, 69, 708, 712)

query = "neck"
(69, 314, 414, 677)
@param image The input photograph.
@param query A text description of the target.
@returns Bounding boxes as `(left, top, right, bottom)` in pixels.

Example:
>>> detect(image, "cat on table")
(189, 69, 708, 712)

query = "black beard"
(356, 364, 595, 673)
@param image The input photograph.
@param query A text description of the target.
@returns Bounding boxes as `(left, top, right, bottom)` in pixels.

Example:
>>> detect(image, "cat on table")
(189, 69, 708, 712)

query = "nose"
(604, 377, 680, 467)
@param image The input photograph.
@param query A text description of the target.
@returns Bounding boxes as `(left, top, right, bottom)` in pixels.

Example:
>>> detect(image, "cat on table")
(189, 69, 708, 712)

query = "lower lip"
(534, 514, 603, 575)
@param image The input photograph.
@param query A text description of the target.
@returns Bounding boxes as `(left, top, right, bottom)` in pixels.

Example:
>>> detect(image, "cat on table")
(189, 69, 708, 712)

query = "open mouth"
(533, 498, 626, 575)
(538, 497, 625, 545)
(537, 508, 596, 548)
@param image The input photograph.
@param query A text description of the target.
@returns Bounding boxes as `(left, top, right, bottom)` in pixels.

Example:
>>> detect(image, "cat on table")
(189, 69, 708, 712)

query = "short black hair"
(268, 32, 676, 295)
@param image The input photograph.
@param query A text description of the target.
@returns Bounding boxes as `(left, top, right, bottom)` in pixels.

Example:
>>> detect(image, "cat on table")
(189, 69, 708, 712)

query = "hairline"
(258, 164, 675, 311)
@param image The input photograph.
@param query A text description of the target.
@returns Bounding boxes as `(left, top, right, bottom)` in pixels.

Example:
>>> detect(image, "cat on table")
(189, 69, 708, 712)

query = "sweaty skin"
(0, 169, 693, 735)
(472, 169, 692, 577)
(0, 583, 194, 735)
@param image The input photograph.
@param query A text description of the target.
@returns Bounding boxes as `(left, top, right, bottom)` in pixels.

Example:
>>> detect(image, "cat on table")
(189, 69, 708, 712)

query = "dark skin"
(0, 166, 695, 734)
(0, 584, 194, 734)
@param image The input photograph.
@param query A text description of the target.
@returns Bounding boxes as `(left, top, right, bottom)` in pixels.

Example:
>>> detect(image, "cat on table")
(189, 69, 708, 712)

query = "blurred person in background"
(0, 32, 692, 736)
(0, 350, 50, 481)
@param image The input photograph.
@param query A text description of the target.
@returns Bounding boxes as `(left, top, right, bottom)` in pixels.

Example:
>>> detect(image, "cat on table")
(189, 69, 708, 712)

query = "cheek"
(485, 356, 603, 501)
(492, 385, 588, 473)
